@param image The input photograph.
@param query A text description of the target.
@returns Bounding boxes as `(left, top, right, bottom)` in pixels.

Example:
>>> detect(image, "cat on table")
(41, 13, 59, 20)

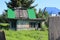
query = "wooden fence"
(0, 31, 6, 40)
(49, 16, 60, 40)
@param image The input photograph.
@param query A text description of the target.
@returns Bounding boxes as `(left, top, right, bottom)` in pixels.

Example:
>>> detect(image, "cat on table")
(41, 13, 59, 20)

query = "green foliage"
(37, 8, 49, 29)
(37, 8, 49, 19)
(43, 8, 49, 19)
(42, 8, 49, 27)
(0, 23, 9, 30)
(0, 15, 6, 23)
(37, 9, 43, 18)
(41, 22, 48, 31)
(0, 23, 9, 26)
(5, 0, 37, 9)
(4, 30, 48, 40)
(43, 11, 49, 19)
(0, 13, 9, 23)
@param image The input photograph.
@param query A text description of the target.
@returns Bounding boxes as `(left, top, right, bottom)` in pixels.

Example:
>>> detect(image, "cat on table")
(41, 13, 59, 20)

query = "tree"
(43, 11, 49, 19)
(5, 0, 37, 10)
(37, 8, 49, 19)
(43, 8, 49, 19)
(0, 10, 8, 23)
(37, 8, 49, 30)
(37, 9, 43, 18)
(43, 8, 49, 28)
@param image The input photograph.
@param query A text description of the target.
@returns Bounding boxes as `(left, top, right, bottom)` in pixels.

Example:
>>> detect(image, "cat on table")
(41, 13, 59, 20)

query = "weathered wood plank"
(0, 31, 6, 40)
(49, 16, 60, 40)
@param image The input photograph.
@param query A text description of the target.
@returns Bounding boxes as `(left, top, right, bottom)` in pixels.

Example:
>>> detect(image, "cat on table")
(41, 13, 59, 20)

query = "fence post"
(0, 30, 6, 40)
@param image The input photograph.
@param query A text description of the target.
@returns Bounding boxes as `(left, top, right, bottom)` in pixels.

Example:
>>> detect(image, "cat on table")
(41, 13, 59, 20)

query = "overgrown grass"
(4, 30, 48, 40)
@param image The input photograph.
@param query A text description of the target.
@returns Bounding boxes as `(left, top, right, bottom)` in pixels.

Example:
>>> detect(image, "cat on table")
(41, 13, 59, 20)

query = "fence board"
(0, 31, 6, 40)
(49, 16, 60, 40)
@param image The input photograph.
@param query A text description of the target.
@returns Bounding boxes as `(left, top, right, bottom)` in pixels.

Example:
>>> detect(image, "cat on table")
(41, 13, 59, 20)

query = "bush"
(45, 21, 49, 28)
(0, 23, 10, 30)
(41, 22, 47, 31)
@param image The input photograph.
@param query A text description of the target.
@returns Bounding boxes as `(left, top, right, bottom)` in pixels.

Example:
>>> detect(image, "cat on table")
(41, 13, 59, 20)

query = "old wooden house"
(7, 7, 44, 30)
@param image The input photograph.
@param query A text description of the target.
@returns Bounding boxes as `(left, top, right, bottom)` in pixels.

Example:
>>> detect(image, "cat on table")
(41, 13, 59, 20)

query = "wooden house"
(7, 7, 45, 30)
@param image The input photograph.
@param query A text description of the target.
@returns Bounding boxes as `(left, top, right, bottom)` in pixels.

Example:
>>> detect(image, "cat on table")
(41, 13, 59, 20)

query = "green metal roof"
(27, 9, 36, 19)
(7, 8, 16, 18)
(7, 8, 36, 19)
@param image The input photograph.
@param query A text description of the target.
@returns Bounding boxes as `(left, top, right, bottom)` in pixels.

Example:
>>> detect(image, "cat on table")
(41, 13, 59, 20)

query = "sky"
(0, 0, 60, 14)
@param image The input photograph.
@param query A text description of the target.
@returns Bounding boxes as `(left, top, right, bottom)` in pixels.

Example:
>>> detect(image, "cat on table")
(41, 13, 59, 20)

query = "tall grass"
(4, 30, 48, 40)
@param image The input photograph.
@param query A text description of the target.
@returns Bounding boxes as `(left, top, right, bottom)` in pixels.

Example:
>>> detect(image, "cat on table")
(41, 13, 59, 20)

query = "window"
(29, 22, 36, 28)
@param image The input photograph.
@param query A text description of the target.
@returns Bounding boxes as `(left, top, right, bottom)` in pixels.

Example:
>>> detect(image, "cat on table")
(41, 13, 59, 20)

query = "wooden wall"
(16, 20, 29, 30)
(49, 16, 60, 40)
(15, 9, 28, 18)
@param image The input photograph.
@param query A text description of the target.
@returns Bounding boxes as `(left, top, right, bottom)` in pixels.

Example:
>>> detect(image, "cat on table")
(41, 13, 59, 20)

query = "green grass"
(4, 30, 48, 40)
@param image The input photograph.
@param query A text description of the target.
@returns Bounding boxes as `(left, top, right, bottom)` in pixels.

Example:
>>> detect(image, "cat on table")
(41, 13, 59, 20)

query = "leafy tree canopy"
(37, 8, 49, 19)
(37, 9, 43, 18)
(43, 8, 49, 19)
(5, 0, 37, 9)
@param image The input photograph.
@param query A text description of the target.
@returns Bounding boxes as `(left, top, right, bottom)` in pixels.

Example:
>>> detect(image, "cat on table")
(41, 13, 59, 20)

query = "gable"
(15, 9, 28, 18)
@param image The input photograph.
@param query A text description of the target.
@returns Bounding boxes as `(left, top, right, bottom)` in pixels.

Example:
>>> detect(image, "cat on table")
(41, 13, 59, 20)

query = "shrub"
(41, 22, 47, 31)
(0, 23, 10, 30)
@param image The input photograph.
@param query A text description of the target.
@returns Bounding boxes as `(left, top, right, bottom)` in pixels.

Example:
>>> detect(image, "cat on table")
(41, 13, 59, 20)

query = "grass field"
(4, 30, 48, 40)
